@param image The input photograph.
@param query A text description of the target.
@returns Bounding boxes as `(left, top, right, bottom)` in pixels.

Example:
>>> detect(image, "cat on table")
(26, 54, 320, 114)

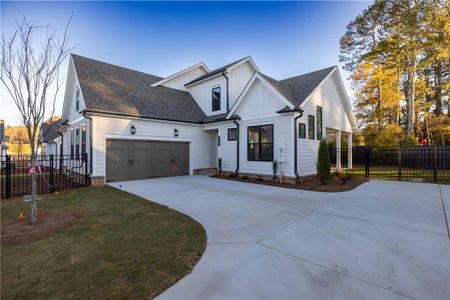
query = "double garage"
(105, 139, 190, 181)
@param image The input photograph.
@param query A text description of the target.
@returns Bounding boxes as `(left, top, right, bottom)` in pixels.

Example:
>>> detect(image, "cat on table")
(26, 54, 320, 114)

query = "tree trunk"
(31, 147, 37, 224)
(434, 63, 442, 116)
(407, 66, 415, 138)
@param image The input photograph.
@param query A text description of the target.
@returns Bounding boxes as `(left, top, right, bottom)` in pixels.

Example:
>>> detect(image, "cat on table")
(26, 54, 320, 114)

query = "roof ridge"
(71, 53, 164, 80)
(280, 66, 336, 82)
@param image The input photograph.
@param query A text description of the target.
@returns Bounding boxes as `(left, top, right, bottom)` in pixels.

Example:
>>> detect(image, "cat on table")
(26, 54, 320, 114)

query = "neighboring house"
(47, 54, 356, 185)
(39, 117, 62, 157)
(0, 120, 7, 157)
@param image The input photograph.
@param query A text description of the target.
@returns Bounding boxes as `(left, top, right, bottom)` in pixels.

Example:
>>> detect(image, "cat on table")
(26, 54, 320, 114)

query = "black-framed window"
(76, 88, 80, 111)
(70, 130, 74, 159)
(81, 124, 86, 159)
(298, 123, 306, 139)
(247, 124, 273, 162)
(212, 87, 221, 112)
(316, 106, 322, 140)
(228, 128, 237, 141)
(75, 128, 80, 160)
(308, 115, 315, 139)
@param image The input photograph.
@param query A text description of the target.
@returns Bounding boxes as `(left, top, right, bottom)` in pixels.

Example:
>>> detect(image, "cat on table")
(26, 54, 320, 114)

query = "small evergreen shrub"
(218, 158, 222, 174)
(317, 139, 331, 184)
(272, 160, 278, 181)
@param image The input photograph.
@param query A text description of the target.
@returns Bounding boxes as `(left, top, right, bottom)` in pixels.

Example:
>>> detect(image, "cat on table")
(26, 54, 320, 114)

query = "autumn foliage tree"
(341, 0, 450, 146)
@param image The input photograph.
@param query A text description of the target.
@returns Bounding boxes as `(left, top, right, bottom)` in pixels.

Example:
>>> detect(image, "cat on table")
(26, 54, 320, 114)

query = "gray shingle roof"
(260, 66, 336, 107)
(72, 54, 206, 123)
(40, 118, 61, 143)
(185, 57, 250, 86)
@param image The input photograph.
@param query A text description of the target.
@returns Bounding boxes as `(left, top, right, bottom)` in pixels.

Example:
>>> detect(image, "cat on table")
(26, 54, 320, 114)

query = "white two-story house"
(54, 54, 356, 185)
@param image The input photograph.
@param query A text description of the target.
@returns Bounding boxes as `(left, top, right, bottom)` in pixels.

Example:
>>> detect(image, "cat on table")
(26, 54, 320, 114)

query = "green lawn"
(1, 186, 206, 299)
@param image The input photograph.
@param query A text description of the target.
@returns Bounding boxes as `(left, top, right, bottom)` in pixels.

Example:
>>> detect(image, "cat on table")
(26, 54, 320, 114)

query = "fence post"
(50, 154, 54, 193)
(84, 153, 89, 186)
(433, 146, 438, 183)
(6, 155, 11, 198)
(364, 147, 370, 178)
(398, 148, 402, 181)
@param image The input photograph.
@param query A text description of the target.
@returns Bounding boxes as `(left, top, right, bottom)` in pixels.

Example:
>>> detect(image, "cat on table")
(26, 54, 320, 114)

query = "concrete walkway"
(109, 176, 450, 300)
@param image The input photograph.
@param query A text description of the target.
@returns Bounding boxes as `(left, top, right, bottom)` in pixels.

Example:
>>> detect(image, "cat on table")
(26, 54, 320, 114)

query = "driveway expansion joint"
(439, 185, 450, 241)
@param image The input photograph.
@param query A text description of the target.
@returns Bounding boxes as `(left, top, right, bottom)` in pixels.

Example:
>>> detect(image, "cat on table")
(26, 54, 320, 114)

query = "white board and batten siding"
(227, 77, 295, 177)
(297, 72, 354, 176)
(90, 116, 213, 177)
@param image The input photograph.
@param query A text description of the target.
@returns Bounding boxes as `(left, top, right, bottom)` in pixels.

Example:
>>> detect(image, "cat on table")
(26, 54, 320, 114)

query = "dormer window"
(76, 88, 80, 111)
(212, 87, 221, 112)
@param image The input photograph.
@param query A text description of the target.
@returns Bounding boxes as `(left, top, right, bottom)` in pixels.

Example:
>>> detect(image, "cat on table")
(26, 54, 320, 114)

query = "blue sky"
(1, 1, 369, 126)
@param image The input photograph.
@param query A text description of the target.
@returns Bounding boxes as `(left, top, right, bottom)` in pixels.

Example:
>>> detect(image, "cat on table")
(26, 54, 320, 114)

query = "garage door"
(106, 140, 189, 181)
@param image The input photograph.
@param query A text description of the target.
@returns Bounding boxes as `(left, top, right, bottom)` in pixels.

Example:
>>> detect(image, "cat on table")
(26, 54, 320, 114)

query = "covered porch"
(326, 128, 353, 171)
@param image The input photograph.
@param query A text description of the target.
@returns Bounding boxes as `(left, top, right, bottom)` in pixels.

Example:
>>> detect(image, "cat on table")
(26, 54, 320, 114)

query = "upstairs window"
(248, 125, 273, 162)
(308, 115, 315, 139)
(228, 128, 237, 141)
(316, 106, 323, 140)
(212, 87, 221, 112)
(298, 123, 306, 139)
(76, 88, 80, 111)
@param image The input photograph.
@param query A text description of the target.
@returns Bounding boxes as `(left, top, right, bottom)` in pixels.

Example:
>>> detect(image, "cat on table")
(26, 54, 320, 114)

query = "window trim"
(316, 106, 323, 140)
(211, 86, 221, 112)
(308, 115, 315, 140)
(247, 124, 274, 162)
(228, 128, 237, 141)
(298, 123, 306, 139)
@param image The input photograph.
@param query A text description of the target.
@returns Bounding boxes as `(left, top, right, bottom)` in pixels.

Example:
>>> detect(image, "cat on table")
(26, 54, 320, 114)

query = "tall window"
(316, 106, 323, 140)
(75, 128, 80, 160)
(76, 88, 80, 111)
(70, 129, 74, 159)
(298, 123, 306, 139)
(247, 125, 273, 162)
(308, 115, 315, 139)
(212, 87, 221, 112)
(81, 124, 87, 159)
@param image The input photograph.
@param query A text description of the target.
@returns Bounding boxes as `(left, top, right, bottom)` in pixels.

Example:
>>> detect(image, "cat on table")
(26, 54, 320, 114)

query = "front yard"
(1, 186, 206, 299)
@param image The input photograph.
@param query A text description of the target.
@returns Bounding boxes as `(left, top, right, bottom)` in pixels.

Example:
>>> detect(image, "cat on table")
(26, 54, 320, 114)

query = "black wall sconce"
(174, 128, 179, 137)
(130, 125, 136, 135)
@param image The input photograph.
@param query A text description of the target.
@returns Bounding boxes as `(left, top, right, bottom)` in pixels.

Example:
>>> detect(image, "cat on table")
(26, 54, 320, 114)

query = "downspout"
(294, 112, 302, 183)
(222, 71, 230, 111)
(83, 112, 93, 179)
(233, 119, 240, 176)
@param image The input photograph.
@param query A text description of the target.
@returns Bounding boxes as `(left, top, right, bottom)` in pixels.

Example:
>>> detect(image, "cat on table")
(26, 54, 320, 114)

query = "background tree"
(1, 17, 72, 224)
(5, 125, 32, 155)
(341, 0, 450, 146)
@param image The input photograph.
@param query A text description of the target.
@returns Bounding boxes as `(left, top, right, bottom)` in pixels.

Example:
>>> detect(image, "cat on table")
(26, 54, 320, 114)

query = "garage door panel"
(106, 139, 189, 181)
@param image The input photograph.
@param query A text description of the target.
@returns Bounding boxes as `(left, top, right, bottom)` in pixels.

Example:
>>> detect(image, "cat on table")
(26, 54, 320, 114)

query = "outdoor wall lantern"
(174, 128, 179, 137)
(130, 125, 136, 135)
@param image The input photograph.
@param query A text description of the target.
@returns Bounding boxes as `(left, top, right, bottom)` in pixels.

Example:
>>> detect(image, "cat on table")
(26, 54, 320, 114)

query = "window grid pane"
(298, 123, 306, 139)
(212, 87, 221, 112)
(247, 125, 273, 162)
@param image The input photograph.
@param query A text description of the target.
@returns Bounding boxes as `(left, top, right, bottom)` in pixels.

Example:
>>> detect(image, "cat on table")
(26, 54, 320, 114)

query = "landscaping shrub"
(241, 175, 249, 180)
(218, 158, 222, 174)
(272, 160, 278, 181)
(338, 173, 352, 184)
(317, 139, 331, 184)
(255, 176, 264, 182)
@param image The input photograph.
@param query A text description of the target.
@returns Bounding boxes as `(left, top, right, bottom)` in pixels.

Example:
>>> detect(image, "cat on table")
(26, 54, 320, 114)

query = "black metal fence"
(1, 154, 90, 199)
(329, 145, 450, 184)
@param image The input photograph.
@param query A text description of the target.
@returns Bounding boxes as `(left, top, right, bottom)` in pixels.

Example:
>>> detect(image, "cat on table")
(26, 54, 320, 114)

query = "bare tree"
(1, 17, 72, 224)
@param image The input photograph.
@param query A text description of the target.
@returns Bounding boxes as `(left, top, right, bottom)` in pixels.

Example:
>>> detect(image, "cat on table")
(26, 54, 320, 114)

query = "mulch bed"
(1, 209, 79, 246)
(212, 174, 368, 192)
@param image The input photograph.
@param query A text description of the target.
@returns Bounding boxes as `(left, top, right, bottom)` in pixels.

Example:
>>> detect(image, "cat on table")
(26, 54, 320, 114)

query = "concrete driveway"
(109, 176, 450, 300)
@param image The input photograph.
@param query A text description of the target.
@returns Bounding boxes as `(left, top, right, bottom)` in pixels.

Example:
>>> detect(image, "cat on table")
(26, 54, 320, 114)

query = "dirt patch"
(212, 174, 368, 192)
(1, 209, 79, 246)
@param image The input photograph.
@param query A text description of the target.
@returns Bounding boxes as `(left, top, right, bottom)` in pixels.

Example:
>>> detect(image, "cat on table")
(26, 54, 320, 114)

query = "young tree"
(0, 17, 72, 224)
(316, 140, 331, 184)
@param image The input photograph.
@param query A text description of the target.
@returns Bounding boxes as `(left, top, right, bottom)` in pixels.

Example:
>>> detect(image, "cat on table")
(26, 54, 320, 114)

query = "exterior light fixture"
(174, 129, 179, 137)
(130, 125, 136, 135)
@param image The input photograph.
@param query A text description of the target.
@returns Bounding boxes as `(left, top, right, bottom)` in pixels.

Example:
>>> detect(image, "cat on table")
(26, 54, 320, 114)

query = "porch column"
(336, 130, 341, 171)
(347, 133, 353, 169)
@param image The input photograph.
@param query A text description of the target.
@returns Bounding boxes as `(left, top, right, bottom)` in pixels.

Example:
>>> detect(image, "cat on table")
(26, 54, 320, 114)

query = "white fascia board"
(226, 72, 295, 119)
(334, 68, 358, 130)
(227, 56, 259, 73)
(151, 62, 209, 87)
(61, 56, 74, 123)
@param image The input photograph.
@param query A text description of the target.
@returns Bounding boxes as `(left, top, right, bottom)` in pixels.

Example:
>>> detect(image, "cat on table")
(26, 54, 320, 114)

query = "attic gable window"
(75, 88, 80, 111)
(212, 87, 221, 112)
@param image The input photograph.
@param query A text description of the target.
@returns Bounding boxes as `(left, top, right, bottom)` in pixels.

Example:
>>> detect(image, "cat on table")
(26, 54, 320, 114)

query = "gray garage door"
(106, 140, 189, 181)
